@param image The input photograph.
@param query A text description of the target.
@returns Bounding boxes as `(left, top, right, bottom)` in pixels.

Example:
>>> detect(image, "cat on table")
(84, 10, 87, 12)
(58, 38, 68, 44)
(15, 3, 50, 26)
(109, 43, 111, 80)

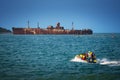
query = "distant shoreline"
(0, 27, 11, 34)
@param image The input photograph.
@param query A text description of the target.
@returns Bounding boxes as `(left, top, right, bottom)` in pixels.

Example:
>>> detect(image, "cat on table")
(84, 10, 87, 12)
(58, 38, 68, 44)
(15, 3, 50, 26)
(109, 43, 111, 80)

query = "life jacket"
(88, 52, 93, 58)
(80, 54, 86, 60)
(82, 55, 86, 60)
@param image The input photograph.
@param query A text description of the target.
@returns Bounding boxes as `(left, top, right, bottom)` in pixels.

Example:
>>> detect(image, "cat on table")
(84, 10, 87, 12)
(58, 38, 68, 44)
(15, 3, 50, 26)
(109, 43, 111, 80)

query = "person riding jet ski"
(75, 51, 97, 63)
(86, 51, 96, 63)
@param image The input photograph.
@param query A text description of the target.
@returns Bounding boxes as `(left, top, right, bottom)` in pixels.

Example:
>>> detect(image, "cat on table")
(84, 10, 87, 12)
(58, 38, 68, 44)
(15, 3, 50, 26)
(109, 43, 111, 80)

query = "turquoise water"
(0, 34, 120, 80)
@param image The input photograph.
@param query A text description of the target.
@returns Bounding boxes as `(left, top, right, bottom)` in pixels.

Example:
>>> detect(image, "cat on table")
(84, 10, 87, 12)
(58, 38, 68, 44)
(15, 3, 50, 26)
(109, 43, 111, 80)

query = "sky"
(0, 0, 120, 33)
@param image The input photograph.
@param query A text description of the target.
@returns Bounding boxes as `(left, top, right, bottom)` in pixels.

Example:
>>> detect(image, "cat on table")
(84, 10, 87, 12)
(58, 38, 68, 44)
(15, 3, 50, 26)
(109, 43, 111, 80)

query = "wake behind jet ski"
(75, 51, 97, 63)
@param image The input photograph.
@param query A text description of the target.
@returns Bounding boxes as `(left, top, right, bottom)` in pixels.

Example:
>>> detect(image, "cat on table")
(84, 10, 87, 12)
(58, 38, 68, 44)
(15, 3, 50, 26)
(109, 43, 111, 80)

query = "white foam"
(70, 56, 87, 63)
(98, 58, 120, 66)
(70, 57, 120, 66)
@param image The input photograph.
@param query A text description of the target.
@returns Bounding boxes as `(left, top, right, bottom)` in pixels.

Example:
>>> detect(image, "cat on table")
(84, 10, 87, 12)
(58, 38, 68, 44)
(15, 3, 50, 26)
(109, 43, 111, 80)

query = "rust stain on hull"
(12, 22, 93, 35)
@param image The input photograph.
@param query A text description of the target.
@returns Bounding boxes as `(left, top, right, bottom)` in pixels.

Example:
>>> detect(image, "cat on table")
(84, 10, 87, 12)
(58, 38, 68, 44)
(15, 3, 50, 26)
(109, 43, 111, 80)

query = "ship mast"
(37, 22, 40, 28)
(28, 20, 30, 28)
(72, 22, 74, 30)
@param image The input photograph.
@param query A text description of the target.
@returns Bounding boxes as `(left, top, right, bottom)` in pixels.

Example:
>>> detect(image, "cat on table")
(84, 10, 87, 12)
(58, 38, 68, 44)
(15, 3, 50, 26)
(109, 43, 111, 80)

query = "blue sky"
(0, 0, 120, 33)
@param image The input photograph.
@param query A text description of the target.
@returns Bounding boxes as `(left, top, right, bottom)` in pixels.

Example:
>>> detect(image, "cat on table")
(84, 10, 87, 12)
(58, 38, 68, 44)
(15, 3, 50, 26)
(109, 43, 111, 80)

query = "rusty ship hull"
(12, 28, 93, 35)
(12, 22, 93, 35)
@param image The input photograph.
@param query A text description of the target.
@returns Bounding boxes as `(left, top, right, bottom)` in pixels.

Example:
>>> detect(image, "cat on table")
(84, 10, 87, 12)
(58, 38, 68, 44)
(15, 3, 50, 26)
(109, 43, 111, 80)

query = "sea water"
(0, 33, 120, 80)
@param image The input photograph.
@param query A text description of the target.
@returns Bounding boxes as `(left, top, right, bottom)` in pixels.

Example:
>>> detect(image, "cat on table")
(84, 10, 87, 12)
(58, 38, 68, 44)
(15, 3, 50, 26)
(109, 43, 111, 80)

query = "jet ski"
(75, 51, 97, 63)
